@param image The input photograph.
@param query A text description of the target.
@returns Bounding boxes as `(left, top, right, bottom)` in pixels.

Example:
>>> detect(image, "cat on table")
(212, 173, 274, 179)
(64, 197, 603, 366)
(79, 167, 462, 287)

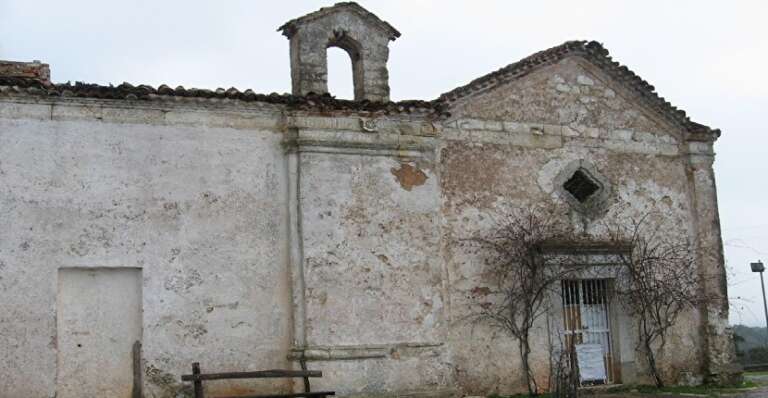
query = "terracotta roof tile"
(0, 77, 443, 115)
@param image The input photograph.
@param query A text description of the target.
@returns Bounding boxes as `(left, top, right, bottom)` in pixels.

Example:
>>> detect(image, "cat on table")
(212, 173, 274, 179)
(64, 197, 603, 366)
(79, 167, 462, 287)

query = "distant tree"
(733, 333, 746, 344)
(733, 333, 745, 360)
(731, 324, 768, 354)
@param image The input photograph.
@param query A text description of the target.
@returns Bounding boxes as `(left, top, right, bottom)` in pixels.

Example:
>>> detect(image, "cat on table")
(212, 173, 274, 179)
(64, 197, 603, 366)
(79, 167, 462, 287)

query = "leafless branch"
(607, 213, 716, 387)
(466, 207, 579, 396)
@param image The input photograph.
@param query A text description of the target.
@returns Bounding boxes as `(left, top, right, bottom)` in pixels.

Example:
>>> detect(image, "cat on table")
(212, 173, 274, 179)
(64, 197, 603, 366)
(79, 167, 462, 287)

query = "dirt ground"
(592, 389, 768, 398)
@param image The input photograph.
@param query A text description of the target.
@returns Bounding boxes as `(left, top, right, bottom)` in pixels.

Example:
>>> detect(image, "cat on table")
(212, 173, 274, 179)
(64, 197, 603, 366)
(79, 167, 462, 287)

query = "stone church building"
(0, 3, 739, 398)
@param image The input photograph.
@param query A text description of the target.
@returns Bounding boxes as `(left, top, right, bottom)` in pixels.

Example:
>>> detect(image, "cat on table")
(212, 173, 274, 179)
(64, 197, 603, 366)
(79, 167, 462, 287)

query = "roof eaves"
(0, 77, 444, 116)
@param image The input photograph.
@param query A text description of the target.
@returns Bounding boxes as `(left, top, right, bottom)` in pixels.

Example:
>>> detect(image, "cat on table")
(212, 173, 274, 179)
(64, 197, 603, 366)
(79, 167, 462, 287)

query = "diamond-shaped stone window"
(563, 169, 601, 203)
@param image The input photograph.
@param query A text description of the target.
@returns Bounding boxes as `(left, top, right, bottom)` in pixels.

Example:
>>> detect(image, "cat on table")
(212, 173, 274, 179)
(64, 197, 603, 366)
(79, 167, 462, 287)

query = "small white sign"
(576, 343, 606, 382)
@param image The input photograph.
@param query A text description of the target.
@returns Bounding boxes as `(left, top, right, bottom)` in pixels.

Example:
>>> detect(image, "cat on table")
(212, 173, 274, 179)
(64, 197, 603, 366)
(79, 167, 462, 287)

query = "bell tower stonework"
(278, 2, 400, 102)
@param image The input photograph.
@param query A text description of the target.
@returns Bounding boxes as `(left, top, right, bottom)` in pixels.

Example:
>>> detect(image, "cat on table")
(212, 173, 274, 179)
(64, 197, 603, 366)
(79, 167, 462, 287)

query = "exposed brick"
(0, 60, 50, 84)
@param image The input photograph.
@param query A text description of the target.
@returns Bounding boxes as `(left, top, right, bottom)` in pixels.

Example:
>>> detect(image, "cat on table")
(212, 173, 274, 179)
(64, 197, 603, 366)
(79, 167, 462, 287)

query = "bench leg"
(192, 362, 204, 398)
(299, 359, 311, 393)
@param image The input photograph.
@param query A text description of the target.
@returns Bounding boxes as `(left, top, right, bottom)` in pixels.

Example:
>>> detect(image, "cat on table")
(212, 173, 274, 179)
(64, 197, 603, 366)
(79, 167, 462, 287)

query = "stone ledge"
(288, 342, 444, 361)
(283, 128, 437, 158)
(0, 96, 284, 130)
(444, 117, 681, 144)
(286, 115, 438, 137)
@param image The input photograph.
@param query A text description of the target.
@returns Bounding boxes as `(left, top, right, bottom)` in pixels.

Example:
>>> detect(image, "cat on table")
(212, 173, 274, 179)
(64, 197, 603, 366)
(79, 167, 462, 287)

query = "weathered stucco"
(0, 101, 292, 398)
(0, 3, 737, 397)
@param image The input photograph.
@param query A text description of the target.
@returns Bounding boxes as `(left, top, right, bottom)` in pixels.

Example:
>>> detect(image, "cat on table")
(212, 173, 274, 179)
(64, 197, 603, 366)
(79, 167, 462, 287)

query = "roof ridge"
(436, 40, 719, 137)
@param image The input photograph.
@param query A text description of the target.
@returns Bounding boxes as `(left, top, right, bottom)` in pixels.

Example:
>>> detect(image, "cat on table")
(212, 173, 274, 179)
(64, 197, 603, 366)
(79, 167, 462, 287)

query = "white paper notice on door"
(576, 343, 606, 382)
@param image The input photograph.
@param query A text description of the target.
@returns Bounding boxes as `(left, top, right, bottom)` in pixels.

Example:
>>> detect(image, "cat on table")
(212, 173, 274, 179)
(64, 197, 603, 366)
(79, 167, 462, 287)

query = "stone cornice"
(282, 127, 437, 158)
(441, 117, 681, 156)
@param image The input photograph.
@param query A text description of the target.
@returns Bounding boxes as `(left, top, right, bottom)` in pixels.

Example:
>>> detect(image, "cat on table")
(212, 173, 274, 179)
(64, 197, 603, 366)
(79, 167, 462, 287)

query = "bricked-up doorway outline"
(57, 267, 143, 398)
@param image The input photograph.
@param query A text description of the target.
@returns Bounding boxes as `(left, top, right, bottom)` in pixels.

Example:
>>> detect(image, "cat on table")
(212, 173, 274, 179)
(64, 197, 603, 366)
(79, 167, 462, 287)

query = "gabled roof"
(437, 40, 719, 138)
(0, 39, 719, 136)
(278, 2, 401, 40)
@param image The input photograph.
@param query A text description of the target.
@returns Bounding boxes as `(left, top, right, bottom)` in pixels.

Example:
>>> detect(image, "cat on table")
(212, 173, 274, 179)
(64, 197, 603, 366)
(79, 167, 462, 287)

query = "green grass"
(604, 380, 757, 396)
(486, 380, 758, 397)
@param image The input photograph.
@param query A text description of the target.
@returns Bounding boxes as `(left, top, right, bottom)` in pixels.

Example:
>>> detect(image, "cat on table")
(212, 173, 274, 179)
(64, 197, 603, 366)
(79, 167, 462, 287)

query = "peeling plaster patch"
(181, 323, 208, 339)
(231, 321, 251, 329)
(162, 202, 178, 211)
(376, 254, 391, 266)
(145, 364, 175, 387)
(163, 269, 203, 293)
(205, 301, 239, 313)
(168, 248, 181, 263)
(146, 364, 190, 398)
(69, 224, 113, 256)
(470, 286, 491, 298)
(317, 291, 328, 305)
(201, 191, 220, 205)
(390, 163, 427, 191)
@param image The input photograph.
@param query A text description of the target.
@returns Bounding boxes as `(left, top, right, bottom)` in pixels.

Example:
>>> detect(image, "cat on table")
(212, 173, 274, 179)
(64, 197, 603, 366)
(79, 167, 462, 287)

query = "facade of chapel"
(0, 3, 740, 398)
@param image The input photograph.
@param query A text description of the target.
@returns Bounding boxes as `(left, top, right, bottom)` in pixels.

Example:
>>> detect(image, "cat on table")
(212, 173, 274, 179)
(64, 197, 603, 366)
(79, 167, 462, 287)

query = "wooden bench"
(181, 362, 335, 398)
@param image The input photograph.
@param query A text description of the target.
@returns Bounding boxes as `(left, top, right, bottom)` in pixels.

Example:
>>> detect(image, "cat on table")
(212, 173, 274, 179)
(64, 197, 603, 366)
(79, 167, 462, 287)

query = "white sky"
(1, 1, 766, 326)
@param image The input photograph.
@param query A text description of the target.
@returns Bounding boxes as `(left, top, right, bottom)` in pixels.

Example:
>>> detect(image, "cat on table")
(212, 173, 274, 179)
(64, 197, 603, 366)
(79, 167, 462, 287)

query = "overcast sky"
(1, 1, 766, 326)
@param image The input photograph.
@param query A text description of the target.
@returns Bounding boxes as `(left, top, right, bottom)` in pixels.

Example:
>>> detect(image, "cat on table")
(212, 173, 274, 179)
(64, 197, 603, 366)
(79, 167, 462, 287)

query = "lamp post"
(751, 260, 768, 345)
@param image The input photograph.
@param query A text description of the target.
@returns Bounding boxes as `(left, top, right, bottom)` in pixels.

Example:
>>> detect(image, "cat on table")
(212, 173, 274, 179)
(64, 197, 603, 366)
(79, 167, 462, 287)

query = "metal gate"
(561, 279, 615, 385)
